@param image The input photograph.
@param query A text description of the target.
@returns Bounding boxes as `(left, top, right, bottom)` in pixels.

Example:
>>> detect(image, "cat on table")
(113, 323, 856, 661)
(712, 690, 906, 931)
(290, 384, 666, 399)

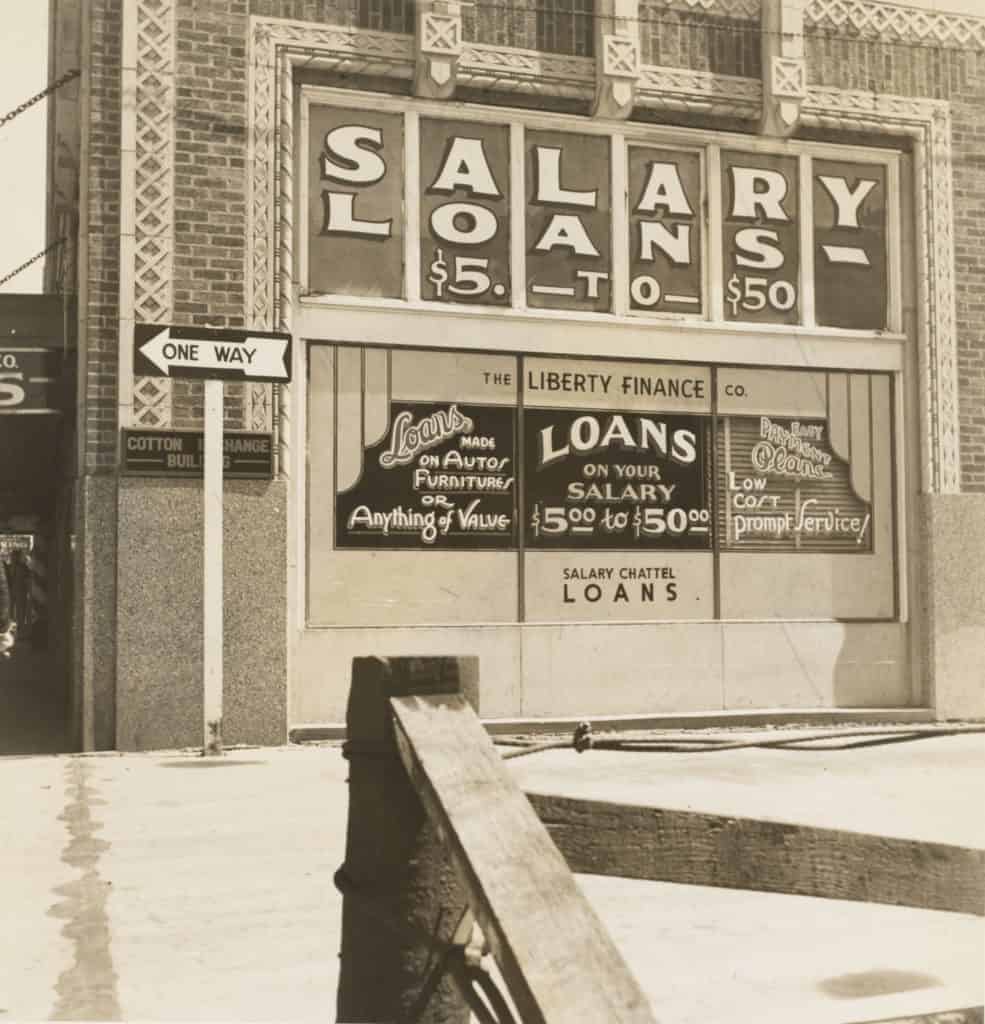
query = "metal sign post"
(134, 324, 292, 756)
(203, 379, 224, 755)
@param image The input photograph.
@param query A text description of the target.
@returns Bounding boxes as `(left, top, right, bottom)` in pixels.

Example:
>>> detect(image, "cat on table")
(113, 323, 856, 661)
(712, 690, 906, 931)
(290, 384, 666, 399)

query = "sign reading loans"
(311, 346, 896, 624)
(525, 408, 710, 550)
(305, 103, 891, 331)
(521, 357, 714, 621)
(134, 325, 291, 382)
(334, 350, 517, 549)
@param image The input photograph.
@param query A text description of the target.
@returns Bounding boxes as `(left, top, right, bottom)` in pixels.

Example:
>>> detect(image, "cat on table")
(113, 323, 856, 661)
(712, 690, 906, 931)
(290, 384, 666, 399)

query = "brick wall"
(83, 0, 123, 472)
(170, 0, 250, 428)
(173, 0, 248, 329)
(951, 54, 985, 493)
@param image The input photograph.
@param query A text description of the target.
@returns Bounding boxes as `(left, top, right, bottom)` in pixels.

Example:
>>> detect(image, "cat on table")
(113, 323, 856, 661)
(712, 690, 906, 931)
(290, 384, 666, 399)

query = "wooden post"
(391, 694, 657, 1024)
(337, 657, 478, 1024)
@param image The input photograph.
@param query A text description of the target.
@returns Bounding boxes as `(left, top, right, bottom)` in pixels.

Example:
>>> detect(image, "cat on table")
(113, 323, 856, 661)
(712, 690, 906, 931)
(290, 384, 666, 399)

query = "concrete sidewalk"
(0, 732, 982, 1023)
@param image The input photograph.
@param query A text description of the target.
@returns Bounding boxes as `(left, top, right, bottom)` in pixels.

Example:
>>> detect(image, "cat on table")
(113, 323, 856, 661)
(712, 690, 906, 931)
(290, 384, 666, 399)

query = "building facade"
(46, 0, 985, 750)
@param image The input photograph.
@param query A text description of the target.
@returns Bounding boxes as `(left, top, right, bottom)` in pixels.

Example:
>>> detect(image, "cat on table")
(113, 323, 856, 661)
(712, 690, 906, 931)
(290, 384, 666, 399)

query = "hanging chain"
(0, 68, 80, 129)
(0, 237, 68, 290)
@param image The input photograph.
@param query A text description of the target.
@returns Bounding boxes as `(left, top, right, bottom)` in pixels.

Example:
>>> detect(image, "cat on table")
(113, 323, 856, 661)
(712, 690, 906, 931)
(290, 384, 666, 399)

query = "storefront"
(49, 0, 984, 749)
(290, 93, 913, 723)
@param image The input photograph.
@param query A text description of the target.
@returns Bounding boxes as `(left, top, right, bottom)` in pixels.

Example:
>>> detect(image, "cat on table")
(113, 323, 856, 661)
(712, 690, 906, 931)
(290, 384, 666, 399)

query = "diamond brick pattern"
(132, 0, 175, 428)
(806, 0, 985, 49)
(132, 375, 171, 428)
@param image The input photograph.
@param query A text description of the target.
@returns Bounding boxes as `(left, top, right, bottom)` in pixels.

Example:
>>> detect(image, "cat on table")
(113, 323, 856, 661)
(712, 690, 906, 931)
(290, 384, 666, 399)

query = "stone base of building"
(921, 493, 985, 720)
(114, 478, 288, 751)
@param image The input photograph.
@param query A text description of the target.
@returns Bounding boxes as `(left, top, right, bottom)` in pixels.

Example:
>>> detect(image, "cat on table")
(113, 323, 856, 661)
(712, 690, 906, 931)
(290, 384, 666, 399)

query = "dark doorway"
(1, 294, 76, 755)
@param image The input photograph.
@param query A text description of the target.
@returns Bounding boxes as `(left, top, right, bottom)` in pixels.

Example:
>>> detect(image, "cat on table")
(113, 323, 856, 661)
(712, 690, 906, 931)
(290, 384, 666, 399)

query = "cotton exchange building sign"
(301, 95, 894, 331)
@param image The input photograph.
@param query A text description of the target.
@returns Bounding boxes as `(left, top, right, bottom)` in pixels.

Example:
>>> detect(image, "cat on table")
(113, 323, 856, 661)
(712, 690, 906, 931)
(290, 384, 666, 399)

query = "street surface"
(0, 731, 982, 1022)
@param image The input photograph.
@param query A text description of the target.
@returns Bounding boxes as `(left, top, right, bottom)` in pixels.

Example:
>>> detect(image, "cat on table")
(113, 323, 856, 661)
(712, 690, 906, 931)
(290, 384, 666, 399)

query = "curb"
(290, 706, 937, 743)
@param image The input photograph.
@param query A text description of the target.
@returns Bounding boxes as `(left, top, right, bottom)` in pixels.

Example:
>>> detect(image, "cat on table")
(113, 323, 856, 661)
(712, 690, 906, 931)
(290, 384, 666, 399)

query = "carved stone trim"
(636, 66, 761, 117)
(641, 0, 760, 19)
(460, 44, 595, 98)
(415, 5, 463, 98)
(760, 0, 807, 137)
(806, 0, 985, 50)
(604, 34, 641, 79)
(771, 56, 807, 100)
(249, 20, 415, 331)
(421, 10, 462, 55)
(593, 0, 641, 120)
(248, 18, 961, 493)
(130, 0, 176, 429)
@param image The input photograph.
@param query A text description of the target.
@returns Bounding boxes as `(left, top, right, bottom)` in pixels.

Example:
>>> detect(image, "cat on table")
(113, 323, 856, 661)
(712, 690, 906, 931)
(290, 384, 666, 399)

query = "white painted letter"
(818, 175, 877, 228)
(539, 426, 569, 467)
(636, 162, 693, 215)
(731, 166, 790, 221)
(639, 222, 692, 265)
(535, 214, 600, 257)
(430, 202, 498, 245)
(735, 227, 785, 269)
(321, 192, 392, 238)
(535, 147, 597, 207)
(321, 125, 387, 185)
(430, 137, 503, 197)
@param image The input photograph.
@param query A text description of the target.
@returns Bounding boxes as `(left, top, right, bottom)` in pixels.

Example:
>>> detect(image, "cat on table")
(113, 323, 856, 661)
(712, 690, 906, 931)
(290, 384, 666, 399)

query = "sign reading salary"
(308, 105, 888, 329)
(134, 324, 292, 382)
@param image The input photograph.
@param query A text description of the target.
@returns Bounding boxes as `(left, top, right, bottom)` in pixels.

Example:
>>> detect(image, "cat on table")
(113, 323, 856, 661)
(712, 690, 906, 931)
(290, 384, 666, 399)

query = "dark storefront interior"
(0, 294, 76, 754)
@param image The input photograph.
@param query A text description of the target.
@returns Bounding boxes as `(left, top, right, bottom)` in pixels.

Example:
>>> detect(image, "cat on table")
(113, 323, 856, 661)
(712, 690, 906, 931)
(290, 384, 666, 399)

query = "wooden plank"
(528, 792, 984, 916)
(852, 1010, 982, 1024)
(391, 694, 657, 1024)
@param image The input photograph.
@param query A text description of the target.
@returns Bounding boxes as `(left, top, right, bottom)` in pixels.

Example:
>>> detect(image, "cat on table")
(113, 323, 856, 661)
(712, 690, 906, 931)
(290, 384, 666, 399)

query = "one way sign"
(134, 324, 292, 382)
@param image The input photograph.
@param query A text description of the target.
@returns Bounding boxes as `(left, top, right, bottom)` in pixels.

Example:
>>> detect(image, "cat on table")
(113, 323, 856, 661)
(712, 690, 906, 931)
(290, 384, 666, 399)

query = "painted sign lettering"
(336, 401, 517, 549)
(309, 108, 404, 297)
(421, 119, 511, 306)
(0, 349, 61, 413)
(628, 147, 702, 314)
(718, 413, 872, 552)
(722, 151, 800, 324)
(524, 408, 711, 550)
(525, 131, 612, 312)
(307, 105, 891, 330)
(814, 159, 887, 329)
(121, 430, 274, 478)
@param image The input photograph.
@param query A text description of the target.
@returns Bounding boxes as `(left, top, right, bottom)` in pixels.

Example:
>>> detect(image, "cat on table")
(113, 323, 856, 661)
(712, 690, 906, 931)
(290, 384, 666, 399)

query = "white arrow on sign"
(139, 327, 289, 380)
